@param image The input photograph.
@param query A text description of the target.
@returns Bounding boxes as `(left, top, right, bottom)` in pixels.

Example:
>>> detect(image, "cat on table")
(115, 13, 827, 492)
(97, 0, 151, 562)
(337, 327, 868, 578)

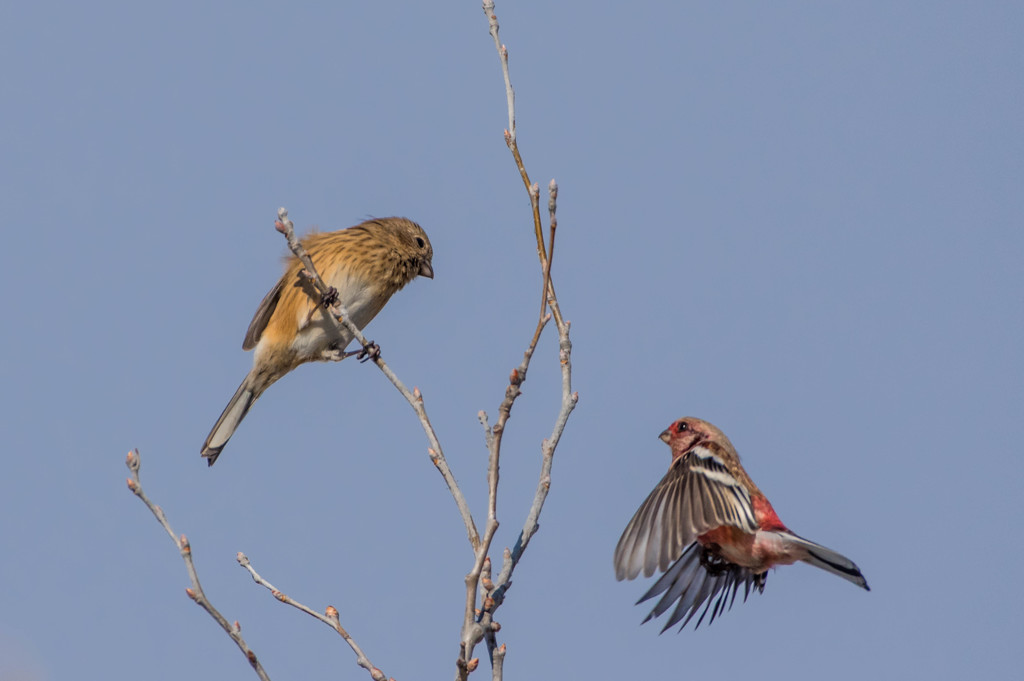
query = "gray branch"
(237, 553, 388, 681)
(124, 450, 272, 681)
(456, 3, 579, 677)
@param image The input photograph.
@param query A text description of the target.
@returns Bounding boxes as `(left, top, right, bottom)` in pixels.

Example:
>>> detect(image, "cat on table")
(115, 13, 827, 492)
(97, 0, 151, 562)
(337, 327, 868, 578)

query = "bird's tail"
(786, 532, 870, 590)
(201, 372, 264, 466)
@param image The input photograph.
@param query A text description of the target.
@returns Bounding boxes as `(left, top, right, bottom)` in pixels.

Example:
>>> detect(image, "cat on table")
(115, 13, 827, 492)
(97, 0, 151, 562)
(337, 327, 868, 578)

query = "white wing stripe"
(692, 466, 741, 487)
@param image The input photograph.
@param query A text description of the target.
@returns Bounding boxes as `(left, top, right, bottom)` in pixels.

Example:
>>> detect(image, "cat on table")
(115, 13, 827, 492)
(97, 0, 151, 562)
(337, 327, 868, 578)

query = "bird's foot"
(320, 344, 347, 362)
(351, 341, 380, 363)
(753, 571, 767, 593)
(320, 286, 340, 308)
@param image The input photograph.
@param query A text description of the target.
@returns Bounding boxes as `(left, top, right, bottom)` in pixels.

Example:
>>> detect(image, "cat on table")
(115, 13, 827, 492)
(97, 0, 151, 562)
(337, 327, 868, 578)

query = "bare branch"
(275, 207, 480, 551)
(543, 179, 558, 314)
(477, 410, 494, 452)
(459, 2, 579, 676)
(480, 2, 565, 330)
(481, 0, 515, 140)
(237, 553, 388, 681)
(479, 202, 578, 649)
(124, 449, 272, 681)
(491, 643, 506, 681)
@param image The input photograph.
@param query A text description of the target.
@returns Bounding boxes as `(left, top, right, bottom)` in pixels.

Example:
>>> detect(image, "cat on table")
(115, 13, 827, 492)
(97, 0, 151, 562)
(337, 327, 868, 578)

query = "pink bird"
(614, 417, 869, 631)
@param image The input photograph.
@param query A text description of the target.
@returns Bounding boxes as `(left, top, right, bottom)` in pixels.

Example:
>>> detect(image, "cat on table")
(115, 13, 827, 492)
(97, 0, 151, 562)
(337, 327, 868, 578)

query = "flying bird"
(614, 417, 868, 631)
(201, 217, 434, 465)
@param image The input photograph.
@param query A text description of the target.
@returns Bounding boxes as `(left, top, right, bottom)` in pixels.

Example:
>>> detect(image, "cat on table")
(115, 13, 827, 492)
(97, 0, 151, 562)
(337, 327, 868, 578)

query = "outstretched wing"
(613, 443, 759, 581)
(638, 542, 766, 631)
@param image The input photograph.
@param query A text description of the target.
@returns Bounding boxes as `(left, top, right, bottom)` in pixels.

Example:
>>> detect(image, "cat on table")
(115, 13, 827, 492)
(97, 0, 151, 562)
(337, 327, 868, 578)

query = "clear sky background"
(1, 2, 1021, 679)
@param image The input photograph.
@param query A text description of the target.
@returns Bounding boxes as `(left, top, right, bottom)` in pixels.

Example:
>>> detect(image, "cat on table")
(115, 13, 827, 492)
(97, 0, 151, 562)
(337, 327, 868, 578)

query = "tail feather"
(201, 374, 260, 466)
(788, 533, 870, 590)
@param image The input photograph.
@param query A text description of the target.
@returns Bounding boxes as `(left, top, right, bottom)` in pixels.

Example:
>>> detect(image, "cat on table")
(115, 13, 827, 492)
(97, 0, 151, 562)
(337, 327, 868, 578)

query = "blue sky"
(1, 2, 1021, 679)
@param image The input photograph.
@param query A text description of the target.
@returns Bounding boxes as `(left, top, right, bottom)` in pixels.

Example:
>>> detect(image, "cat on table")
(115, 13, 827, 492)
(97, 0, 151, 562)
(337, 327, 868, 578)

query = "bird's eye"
(416, 237, 425, 248)
(676, 422, 688, 433)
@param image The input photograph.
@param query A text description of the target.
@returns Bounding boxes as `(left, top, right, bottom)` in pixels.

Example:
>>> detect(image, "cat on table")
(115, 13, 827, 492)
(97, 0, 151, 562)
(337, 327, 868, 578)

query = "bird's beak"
(659, 429, 671, 444)
(419, 261, 434, 279)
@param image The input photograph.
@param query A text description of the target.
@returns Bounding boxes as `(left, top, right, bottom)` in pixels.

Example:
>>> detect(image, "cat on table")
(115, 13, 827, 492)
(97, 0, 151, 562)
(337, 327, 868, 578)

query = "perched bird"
(201, 217, 434, 465)
(614, 417, 868, 631)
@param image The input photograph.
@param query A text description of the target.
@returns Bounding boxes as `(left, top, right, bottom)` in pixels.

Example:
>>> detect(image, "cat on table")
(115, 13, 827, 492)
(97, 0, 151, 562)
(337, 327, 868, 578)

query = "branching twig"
(457, 2, 579, 677)
(481, 0, 565, 331)
(124, 449, 272, 681)
(237, 553, 390, 681)
(478, 294, 576, 661)
(274, 208, 480, 552)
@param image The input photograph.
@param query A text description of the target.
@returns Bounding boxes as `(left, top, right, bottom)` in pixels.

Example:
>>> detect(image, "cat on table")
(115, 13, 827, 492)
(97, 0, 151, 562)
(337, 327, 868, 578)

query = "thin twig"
(482, 0, 515, 141)
(463, 312, 551, 657)
(237, 553, 389, 681)
(481, 1, 564, 330)
(543, 179, 558, 315)
(274, 208, 480, 551)
(480, 293, 577, 655)
(491, 643, 506, 681)
(124, 449, 272, 681)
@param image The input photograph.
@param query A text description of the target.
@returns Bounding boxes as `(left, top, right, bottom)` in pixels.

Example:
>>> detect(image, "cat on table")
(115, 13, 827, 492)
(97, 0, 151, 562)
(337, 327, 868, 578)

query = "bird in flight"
(614, 417, 869, 631)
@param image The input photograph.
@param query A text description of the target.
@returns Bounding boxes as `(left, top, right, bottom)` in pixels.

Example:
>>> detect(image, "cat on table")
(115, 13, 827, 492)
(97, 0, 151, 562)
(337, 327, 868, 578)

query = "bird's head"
(373, 217, 435, 286)
(659, 417, 733, 459)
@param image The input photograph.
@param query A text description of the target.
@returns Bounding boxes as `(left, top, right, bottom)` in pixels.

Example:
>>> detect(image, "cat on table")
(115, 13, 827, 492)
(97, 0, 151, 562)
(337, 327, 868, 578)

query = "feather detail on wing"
(637, 543, 766, 632)
(243, 279, 285, 350)
(613, 443, 759, 581)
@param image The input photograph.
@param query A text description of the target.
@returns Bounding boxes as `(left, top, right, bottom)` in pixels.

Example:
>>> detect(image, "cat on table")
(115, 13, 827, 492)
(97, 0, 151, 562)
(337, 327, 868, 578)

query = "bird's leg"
(319, 340, 349, 362)
(320, 340, 381, 363)
(314, 284, 380, 362)
(699, 544, 732, 576)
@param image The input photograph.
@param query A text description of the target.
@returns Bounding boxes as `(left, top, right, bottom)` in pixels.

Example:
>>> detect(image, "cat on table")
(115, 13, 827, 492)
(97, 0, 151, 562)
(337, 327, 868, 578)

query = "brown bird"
(614, 417, 868, 631)
(201, 217, 434, 465)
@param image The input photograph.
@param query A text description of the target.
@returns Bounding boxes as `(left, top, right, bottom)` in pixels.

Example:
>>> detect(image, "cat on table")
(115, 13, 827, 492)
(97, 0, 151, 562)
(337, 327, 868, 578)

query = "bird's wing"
(613, 443, 759, 580)
(243, 278, 285, 350)
(637, 542, 765, 632)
